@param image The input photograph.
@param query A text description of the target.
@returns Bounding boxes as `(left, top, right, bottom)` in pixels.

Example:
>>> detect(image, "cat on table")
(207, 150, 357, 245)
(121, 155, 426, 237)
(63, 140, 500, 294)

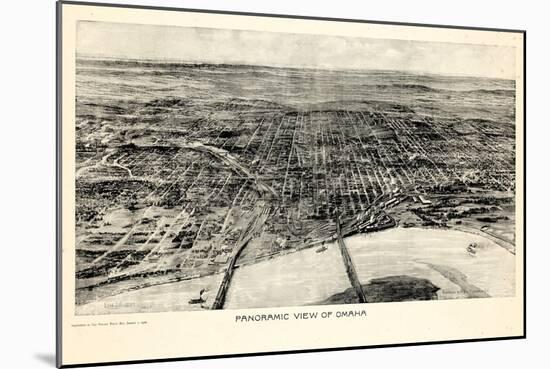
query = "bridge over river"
(335, 215, 368, 303)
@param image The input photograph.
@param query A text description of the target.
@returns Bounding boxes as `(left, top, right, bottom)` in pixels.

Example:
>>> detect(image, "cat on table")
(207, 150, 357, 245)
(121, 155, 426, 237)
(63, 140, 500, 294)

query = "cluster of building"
(75, 98, 515, 285)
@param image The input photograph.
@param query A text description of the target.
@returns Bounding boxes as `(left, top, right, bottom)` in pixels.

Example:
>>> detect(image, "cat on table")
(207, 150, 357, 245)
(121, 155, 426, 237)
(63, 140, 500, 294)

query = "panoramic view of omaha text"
(74, 22, 517, 315)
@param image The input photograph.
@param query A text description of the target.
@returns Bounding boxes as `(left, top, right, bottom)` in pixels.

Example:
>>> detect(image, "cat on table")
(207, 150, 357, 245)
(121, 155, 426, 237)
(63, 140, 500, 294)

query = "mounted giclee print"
(57, 1, 525, 367)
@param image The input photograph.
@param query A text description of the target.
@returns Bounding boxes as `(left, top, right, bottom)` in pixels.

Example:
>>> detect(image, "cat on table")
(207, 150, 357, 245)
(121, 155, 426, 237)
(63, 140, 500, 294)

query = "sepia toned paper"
(58, 2, 525, 367)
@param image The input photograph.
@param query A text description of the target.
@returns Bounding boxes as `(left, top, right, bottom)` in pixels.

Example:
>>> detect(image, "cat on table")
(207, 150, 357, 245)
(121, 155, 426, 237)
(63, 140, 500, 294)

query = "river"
(345, 227, 515, 299)
(224, 242, 350, 309)
(77, 227, 515, 314)
(225, 227, 515, 306)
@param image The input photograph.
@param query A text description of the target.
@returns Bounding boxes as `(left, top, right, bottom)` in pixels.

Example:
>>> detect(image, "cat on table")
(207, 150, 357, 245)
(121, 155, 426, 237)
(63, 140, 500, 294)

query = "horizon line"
(76, 53, 515, 81)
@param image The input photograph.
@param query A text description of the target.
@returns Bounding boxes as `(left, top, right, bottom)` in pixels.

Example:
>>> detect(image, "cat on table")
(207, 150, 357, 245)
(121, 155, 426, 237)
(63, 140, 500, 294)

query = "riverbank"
(77, 225, 515, 314)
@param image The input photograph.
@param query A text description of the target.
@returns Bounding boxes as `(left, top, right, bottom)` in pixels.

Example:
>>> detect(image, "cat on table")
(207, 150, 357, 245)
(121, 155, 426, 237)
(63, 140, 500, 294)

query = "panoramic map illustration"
(74, 22, 517, 315)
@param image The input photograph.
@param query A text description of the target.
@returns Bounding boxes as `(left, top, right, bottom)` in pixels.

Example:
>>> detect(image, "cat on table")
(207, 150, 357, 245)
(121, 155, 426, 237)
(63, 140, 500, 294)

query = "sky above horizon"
(77, 21, 516, 79)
